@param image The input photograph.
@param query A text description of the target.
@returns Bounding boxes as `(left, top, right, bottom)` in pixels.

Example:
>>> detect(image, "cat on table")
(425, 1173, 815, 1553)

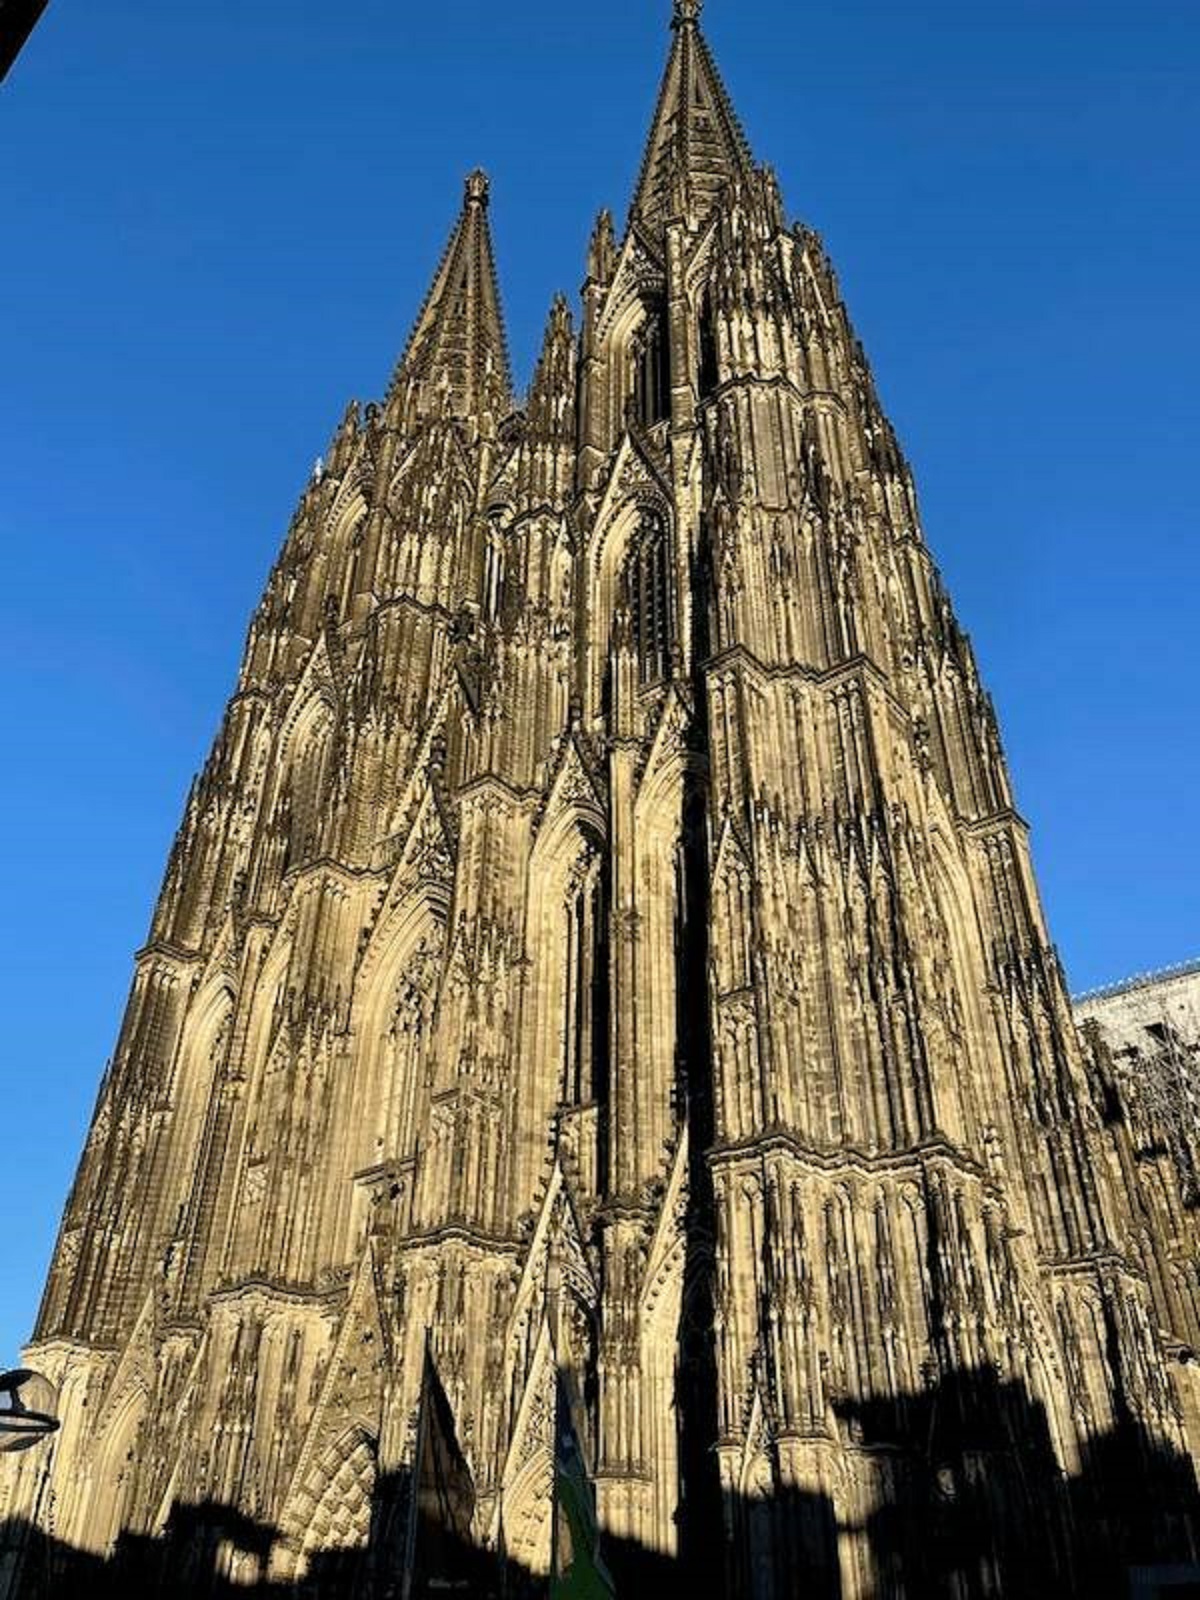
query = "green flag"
(550, 1370, 614, 1600)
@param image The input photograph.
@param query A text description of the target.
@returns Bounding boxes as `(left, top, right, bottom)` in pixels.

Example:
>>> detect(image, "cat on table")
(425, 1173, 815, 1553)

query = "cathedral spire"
(391, 169, 513, 424)
(20, 9, 1200, 1592)
(629, 0, 751, 233)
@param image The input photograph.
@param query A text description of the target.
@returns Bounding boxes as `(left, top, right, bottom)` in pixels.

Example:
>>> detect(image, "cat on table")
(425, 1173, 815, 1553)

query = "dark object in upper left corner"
(1, 0, 51, 84)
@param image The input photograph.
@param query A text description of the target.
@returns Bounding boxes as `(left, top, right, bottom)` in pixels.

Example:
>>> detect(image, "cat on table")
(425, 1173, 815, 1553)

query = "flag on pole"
(550, 1369, 614, 1600)
(403, 1344, 477, 1600)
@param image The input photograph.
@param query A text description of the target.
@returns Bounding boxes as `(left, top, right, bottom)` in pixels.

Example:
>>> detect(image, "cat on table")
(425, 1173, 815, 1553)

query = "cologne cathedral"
(3, 3, 1198, 1596)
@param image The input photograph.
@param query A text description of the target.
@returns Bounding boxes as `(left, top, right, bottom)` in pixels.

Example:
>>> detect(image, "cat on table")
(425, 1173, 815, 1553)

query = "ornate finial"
(586, 208, 617, 284)
(673, 0, 702, 26)
(464, 169, 490, 208)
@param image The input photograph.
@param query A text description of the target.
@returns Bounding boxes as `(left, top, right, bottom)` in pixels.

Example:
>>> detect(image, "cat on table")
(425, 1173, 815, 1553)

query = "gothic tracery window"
(562, 852, 604, 1107)
(287, 704, 334, 865)
(631, 306, 670, 428)
(623, 510, 672, 686)
(698, 290, 719, 400)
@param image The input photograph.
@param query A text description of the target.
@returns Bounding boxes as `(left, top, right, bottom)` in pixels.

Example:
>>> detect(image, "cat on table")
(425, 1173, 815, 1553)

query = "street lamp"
(0, 1370, 59, 1454)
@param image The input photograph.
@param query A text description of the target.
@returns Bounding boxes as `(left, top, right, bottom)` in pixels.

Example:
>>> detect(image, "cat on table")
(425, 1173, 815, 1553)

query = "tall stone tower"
(5, 4, 1198, 1595)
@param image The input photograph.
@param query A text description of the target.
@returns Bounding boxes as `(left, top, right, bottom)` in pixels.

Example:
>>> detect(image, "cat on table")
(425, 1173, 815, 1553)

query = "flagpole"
(496, 1499, 509, 1600)
(549, 1367, 560, 1600)
(401, 1336, 432, 1600)
(546, 1219, 561, 1599)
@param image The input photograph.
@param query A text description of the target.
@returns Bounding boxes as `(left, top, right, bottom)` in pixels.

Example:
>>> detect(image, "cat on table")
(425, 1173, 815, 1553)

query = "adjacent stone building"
(1077, 962, 1200, 1072)
(3, 3, 1198, 1595)
(1075, 964, 1200, 1455)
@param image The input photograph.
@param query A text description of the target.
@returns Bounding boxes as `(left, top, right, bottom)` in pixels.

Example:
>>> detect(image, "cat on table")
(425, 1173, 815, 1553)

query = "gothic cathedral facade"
(5, 4, 1198, 1595)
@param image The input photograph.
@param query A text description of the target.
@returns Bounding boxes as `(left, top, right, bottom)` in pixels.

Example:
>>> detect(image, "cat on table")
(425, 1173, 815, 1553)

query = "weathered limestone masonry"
(4, 3, 1197, 1594)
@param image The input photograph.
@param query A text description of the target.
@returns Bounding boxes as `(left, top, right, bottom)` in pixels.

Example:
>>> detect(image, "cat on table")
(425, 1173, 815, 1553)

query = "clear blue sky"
(1, 0, 1197, 1361)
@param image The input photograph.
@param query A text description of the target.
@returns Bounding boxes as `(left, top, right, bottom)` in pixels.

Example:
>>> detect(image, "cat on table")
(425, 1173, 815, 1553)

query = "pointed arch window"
(289, 704, 334, 865)
(631, 305, 670, 428)
(623, 510, 673, 686)
(561, 852, 605, 1108)
(698, 290, 719, 400)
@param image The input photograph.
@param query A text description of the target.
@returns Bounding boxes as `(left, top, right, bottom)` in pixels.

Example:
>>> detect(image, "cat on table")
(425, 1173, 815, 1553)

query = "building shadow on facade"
(2, 1365, 1199, 1599)
(834, 1365, 1200, 1599)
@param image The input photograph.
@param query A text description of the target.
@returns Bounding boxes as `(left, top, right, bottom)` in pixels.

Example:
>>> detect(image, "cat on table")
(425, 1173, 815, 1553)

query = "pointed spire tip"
(464, 169, 490, 209)
(673, 0, 702, 26)
(390, 166, 510, 418)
